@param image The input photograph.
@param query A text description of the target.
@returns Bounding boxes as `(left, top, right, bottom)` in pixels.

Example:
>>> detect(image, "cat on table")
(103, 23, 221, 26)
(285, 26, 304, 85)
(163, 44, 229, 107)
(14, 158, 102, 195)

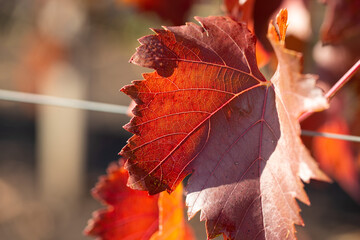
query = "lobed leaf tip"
(267, 8, 289, 44)
(137, 35, 149, 45)
(83, 218, 95, 236)
(193, 15, 201, 22)
(276, 8, 288, 42)
(120, 85, 128, 94)
(267, 19, 280, 42)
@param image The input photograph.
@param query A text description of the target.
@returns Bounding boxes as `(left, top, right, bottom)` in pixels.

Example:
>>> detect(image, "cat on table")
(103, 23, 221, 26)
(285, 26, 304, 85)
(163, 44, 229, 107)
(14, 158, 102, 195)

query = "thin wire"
(0, 89, 128, 115)
(301, 130, 360, 143)
(1, 89, 360, 143)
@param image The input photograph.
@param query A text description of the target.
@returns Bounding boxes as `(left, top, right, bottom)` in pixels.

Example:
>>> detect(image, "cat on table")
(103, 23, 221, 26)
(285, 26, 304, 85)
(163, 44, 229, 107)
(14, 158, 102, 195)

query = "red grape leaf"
(84, 161, 159, 240)
(121, 9, 329, 239)
(119, 0, 195, 25)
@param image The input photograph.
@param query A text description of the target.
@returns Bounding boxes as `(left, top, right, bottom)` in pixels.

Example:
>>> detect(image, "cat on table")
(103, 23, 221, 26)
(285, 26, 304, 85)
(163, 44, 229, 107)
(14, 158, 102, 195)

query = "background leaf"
(84, 161, 159, 240)
(151, 184, 195, 240)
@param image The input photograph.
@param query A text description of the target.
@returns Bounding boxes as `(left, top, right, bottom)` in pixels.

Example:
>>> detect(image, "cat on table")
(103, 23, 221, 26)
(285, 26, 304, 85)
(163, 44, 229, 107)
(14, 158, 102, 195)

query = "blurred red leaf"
(301, 74, 360, 204)
(224, 0, 282, 46)
(313, 115, 360, 202)
(224, 0, 255, 23)
(119, 0, 195, 25)
(85, 160, 194, 240)
(223, 0, 280, 67)
(320, 0, 360, 43)
(84, 161, 159, 240)
(16, 35, 66, 93)
(121, 9, 329, 239)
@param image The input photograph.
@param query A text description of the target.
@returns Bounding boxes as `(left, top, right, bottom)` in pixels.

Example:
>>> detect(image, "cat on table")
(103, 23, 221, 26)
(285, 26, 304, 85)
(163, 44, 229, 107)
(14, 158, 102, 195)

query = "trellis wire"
(1, 89, 360, 143)
(0, 89, 128, 114)
(301, 130, 360, 143)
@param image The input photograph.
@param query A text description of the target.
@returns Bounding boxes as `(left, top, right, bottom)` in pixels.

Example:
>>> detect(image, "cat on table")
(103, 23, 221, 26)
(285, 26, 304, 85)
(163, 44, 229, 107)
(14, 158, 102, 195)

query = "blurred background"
(0, 0, 359, 239)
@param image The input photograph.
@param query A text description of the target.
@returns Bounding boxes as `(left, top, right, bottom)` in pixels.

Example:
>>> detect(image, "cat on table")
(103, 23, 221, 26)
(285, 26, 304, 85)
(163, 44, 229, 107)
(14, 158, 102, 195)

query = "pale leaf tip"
(268, 9, 289, 43)
(267, 20, 280, 42)
(276, 8, 288, 42)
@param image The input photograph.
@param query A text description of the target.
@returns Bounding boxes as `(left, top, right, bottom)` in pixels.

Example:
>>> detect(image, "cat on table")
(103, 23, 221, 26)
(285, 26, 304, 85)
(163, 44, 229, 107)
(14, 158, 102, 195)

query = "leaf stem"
(325, 59, 360, 101)
(299, 59, 360, 122)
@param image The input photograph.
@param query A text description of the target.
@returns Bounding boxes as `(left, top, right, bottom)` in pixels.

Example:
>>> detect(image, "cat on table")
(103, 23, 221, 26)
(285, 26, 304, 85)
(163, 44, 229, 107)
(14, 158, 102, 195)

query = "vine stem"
(299, 59, 360, 122)
(325, 59, 360, 100)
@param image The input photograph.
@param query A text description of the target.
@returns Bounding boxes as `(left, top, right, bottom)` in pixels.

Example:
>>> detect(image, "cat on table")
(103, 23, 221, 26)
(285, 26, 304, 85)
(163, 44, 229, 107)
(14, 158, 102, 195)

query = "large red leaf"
(121, 9, 329, 239)
(84, 161, 159, 240)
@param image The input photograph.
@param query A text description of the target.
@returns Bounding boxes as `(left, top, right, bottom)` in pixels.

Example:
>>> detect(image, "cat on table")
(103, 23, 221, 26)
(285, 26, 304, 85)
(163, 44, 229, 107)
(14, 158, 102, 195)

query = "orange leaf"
(313, 116, 360, 203)
(150, 184, 195, 240)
